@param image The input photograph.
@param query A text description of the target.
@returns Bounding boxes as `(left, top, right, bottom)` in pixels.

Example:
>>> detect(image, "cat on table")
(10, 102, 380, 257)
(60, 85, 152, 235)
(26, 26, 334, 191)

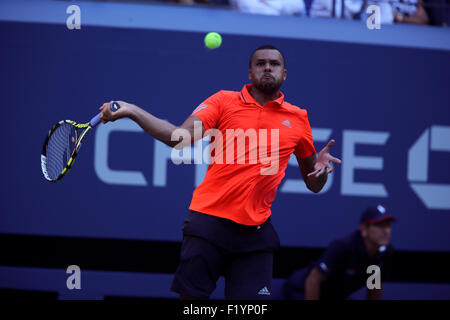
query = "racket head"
(41, 120, 91, 182)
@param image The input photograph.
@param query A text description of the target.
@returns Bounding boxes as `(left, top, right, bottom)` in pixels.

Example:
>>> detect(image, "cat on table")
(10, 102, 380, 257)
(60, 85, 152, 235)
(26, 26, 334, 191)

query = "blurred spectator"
(158, 0, 442, 26)
(425, 0, 450, 26)
(309, 0, 367, 19)
(392, 0, 430, 24)
(166, 0, 230, 6)
(309, 0, 394, 23)
(230, 0, 306, 16)
(309, 0, 431, 25)
(283, 205, 396, 300)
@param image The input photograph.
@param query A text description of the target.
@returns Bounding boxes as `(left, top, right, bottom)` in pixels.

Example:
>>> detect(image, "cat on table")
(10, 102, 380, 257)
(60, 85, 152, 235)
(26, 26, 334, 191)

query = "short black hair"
(249, 45, 285, 68)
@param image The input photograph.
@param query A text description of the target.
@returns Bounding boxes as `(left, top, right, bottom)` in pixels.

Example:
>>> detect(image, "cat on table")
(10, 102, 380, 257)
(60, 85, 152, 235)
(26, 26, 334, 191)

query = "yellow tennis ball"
(204, 32, 222, 50)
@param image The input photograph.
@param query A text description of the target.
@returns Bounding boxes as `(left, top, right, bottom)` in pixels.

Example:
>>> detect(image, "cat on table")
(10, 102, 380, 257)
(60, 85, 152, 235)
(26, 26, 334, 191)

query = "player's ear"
(248, 69, 252, 81)
(283, 68, 287, 81)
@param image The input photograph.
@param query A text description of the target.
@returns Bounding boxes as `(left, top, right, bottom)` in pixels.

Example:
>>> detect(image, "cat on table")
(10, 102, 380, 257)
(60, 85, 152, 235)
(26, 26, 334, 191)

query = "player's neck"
(250, 86, 280, 107)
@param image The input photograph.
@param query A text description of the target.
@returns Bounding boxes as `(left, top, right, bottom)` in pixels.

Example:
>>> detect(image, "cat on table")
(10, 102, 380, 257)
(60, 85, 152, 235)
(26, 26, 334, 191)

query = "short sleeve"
(190, 91, 224, 131)
(293, 110, 316, 159)
(314, 240, 347, 279)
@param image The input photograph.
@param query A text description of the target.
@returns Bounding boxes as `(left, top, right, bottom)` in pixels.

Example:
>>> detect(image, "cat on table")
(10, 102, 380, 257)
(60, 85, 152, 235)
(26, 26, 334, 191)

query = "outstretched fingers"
(328, 155, 342, 164)
(307, 168, 320, 177)
(326, 162, 334, 174)
(308, 166, 327, 178)
(324, 139, 335, 152)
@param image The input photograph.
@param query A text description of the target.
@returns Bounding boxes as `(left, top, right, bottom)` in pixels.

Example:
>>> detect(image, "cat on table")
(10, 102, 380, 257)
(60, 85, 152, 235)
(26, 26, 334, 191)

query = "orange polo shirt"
(188, 84, 316, 225)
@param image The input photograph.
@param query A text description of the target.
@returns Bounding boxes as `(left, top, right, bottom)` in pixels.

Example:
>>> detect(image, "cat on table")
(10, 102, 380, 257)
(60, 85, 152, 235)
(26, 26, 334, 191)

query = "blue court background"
(2, 21, 450, 251)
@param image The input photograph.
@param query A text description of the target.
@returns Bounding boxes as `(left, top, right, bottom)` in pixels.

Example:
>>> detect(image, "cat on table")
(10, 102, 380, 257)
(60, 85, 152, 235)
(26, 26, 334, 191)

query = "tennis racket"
(41, 102, 121, 182)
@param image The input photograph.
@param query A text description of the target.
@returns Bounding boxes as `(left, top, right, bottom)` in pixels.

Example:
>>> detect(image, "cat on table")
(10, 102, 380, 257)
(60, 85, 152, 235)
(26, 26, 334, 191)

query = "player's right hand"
(99, 100, 132, 124)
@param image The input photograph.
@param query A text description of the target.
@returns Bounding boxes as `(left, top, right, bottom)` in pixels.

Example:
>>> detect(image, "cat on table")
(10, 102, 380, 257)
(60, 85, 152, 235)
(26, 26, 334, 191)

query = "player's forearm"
(306, 172, 328, 193)
(127, 105, 180, 147)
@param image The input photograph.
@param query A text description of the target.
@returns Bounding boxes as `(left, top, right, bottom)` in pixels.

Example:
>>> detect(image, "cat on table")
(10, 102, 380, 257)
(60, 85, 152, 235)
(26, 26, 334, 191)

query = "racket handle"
(90, 113, 101, 127)
(89, 102, 121, 127)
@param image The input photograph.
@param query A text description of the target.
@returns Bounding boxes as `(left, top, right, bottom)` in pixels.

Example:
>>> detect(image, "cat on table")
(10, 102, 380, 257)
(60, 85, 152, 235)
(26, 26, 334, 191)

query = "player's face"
(367, 221, 393, 247)
(249, 49, 287, 94)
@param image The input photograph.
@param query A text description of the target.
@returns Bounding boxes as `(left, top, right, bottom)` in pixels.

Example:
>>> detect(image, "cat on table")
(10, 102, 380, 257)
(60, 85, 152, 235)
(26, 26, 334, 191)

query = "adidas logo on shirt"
(258, 286, 271, 296)
(281, 119, 291, 128)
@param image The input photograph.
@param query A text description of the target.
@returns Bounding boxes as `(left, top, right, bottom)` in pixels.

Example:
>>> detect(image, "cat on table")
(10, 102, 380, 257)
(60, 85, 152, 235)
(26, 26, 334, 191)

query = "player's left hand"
(307, 139, 342, 178)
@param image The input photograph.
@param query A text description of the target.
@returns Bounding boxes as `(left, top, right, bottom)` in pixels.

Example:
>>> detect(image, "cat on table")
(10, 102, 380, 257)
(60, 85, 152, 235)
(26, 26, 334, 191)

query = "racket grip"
(89, 102, 121, 127)
(90, 113, 101, 127)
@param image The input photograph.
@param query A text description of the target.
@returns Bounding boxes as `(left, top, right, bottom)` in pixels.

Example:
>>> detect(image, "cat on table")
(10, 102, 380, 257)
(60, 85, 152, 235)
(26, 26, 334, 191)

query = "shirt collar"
(240, 84, 285, 107)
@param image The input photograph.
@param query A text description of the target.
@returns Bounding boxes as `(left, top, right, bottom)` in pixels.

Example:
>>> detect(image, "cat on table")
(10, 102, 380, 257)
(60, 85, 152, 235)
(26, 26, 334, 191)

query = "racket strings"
(45, 123, 77, 180)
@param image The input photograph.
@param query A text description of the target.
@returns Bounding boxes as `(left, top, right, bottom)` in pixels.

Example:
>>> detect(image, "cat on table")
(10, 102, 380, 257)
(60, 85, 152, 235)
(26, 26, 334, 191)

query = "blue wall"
(1, 19, 450, 252)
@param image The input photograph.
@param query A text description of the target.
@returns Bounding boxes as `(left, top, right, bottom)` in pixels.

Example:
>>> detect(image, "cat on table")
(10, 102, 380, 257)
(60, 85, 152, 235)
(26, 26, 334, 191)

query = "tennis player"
(99, 45, 341, 299)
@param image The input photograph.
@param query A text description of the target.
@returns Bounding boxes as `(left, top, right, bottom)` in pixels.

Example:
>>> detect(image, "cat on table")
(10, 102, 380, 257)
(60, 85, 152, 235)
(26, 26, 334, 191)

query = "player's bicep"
(180, 115, 206, 139)
(172, 115, 206, 149)
(172, 91, 223, 149)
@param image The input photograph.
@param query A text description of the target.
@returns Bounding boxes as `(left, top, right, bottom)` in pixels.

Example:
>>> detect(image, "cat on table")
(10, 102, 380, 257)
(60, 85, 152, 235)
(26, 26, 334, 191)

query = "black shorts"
(171, 211, 280, 299)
